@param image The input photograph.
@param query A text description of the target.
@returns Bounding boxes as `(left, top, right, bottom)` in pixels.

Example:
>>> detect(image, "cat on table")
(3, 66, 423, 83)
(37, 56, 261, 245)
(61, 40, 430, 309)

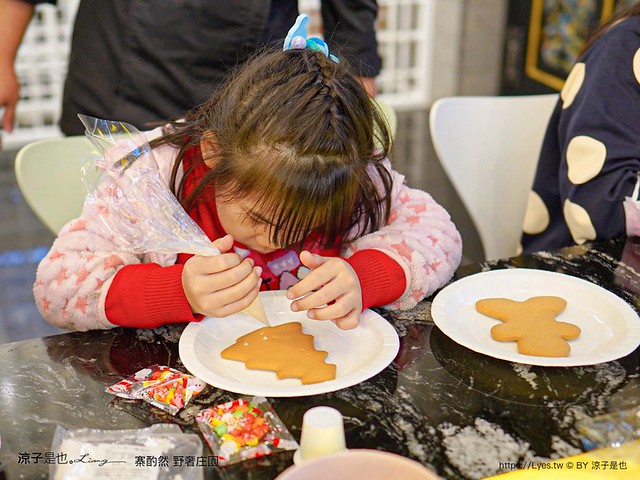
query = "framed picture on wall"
(501, 0, 637, 95)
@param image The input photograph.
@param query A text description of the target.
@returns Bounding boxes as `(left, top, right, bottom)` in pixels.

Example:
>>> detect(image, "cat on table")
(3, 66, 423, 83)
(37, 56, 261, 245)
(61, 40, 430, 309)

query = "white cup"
(293, 406, 346, 465)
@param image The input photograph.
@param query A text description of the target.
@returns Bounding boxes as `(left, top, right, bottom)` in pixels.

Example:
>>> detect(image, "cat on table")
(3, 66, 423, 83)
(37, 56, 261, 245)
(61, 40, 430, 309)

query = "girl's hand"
(286, 251, 363, 330)
(182, 234, 262, 317)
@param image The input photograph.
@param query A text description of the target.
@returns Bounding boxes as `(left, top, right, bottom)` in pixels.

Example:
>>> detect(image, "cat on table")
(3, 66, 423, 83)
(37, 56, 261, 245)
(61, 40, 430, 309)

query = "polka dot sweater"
(521, 16, 640, 254)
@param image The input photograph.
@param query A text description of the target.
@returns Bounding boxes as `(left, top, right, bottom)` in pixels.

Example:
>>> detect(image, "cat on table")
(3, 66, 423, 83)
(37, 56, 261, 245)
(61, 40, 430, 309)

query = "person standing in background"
(0, 0, 380, 135)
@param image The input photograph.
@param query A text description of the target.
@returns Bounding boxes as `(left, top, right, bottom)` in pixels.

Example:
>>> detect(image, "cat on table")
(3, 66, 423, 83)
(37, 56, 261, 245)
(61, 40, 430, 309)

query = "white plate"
(179, 291, 400, 397)
(430, 269, 640, 367)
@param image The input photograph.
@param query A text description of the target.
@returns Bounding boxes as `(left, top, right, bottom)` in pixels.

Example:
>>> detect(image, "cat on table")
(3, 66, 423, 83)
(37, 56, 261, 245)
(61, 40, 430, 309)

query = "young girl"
(34, 16, 462, 332)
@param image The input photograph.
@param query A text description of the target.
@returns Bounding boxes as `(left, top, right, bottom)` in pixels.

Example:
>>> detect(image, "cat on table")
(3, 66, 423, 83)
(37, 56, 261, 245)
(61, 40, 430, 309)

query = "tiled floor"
(0, 109, 482, 344)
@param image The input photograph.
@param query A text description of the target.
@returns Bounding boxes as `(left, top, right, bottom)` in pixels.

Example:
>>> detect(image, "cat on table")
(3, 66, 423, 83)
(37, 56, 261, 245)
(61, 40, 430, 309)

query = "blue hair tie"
(283, 14, 339, 63)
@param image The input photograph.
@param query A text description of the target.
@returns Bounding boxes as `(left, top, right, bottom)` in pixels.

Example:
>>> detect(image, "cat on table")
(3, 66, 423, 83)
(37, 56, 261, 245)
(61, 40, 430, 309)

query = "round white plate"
(179, 291, 400, 397)
(430, 269, 640, 367)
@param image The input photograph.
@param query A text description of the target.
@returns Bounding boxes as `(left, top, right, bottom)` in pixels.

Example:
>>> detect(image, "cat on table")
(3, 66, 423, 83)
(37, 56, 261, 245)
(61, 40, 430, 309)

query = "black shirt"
(27, 0, 381, 134)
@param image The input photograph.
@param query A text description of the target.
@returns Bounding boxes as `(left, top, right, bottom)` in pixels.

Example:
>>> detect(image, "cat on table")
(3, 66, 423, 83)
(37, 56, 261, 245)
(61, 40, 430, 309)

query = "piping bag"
(78, 115, 268, 324)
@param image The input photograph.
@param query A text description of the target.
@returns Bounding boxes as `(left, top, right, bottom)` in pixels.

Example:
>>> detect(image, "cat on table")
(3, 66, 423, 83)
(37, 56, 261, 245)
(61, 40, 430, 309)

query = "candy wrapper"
(107, 365, 206, 415)
(577, 404, 640, 450)
(196, 397, 299, 466)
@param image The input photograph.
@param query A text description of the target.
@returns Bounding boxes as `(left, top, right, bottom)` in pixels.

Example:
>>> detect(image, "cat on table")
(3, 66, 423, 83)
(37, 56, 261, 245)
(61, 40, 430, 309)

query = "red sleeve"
(105, 263, 201, 328)
(345, 249, 406, 310)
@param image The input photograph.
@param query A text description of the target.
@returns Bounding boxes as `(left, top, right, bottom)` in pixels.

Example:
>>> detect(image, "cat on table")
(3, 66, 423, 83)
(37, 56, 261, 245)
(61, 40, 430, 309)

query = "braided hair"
(151, 46, 393, 250)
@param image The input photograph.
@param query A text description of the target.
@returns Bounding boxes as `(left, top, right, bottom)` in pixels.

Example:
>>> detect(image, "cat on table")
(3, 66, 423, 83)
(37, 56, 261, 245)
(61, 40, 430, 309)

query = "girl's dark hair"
(581, 3, 640, 55)
(150, 47, 393, 249)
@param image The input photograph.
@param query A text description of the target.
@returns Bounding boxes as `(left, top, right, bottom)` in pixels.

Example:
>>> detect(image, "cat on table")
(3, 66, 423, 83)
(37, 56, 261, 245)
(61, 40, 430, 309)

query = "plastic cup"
(293, 406, 346, 465)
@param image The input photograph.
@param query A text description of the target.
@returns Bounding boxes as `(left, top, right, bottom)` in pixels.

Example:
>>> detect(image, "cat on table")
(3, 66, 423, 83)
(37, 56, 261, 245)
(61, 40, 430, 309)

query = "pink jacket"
(34, 129, 462, 331)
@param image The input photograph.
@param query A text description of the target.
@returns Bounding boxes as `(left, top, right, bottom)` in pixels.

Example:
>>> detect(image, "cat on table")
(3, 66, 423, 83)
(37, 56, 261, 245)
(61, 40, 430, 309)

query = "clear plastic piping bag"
(79, 114, 220, 257)
(78, 115, 268, 324)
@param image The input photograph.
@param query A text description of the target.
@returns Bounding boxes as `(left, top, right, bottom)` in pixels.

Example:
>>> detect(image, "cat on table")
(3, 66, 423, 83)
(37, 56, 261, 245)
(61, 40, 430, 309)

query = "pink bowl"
(275, 449, 441, 480)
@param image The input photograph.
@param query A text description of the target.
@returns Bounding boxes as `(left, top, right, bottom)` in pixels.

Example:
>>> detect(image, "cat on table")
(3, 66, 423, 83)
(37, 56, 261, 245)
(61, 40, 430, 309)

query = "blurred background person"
(521, 3, 640, 254)
(0, 0, 380, 135)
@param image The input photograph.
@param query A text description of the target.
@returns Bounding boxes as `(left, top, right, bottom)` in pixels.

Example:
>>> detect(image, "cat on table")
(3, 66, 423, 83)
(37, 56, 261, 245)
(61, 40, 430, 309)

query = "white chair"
(14, 136, 99, 234)
(429, 94, 558, 261)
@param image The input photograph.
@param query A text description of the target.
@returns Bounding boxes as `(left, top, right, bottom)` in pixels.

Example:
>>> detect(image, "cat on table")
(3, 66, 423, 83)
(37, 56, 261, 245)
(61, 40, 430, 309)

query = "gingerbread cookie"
(475, 296, 581, 357)
(220, 322, 337, 384)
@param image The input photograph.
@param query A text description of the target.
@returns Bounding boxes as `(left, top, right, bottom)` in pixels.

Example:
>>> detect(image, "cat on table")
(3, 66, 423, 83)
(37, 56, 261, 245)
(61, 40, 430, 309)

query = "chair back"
(373, 98, 397, 140)
(15, 136, 98, 234)
(429, 94, 558, 260)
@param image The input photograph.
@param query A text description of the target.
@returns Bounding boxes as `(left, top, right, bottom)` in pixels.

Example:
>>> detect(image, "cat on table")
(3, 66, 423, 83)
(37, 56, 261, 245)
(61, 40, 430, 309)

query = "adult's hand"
(359, 76, 377, 97)
(0, 0, 36, 131)
(0, 65, 20, 132)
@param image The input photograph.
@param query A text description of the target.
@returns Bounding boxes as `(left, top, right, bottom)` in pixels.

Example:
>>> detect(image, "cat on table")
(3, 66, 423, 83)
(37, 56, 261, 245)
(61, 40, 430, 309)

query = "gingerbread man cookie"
(475, 296, 581, 357)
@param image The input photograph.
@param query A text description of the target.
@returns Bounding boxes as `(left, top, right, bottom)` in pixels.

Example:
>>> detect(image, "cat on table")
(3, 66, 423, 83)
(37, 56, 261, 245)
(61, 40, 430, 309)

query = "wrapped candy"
(196, 397, 298, 466)
(106, 365, 206, 415)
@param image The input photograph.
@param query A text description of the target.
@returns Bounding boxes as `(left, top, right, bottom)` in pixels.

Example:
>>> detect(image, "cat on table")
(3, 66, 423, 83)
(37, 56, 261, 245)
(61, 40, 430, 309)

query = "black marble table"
(1, 237, 639, 480)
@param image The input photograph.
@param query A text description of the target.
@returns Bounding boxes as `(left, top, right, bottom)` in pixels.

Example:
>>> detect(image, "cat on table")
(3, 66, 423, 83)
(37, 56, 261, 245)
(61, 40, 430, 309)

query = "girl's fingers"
(290, 278, 343, 311)
(205, 277, 262, 318)
(287, 253, 333, 299)
(187, 252, 242, 275)
(306, 295, 355, 320)
(192, 258, 256, 295)
(287, 269, 332, 300)
(200, 267, 262, 316)
(212, 234, 234, 253)
(299, 250, 326, 268)
(287, 256, 361, 323)
(331, 312, 360, 330)
(206, 259, 257, 290)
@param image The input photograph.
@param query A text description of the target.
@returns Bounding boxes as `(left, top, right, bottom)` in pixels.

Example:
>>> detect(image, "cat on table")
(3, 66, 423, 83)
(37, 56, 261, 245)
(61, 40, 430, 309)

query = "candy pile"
(196, 397, 299, 466)
(106, 365, 206, 415)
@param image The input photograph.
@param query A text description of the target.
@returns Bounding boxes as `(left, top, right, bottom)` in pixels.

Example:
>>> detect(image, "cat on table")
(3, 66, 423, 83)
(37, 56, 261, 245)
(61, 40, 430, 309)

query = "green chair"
(373, 98, 397, 141)
(14, 136, 98, 234)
